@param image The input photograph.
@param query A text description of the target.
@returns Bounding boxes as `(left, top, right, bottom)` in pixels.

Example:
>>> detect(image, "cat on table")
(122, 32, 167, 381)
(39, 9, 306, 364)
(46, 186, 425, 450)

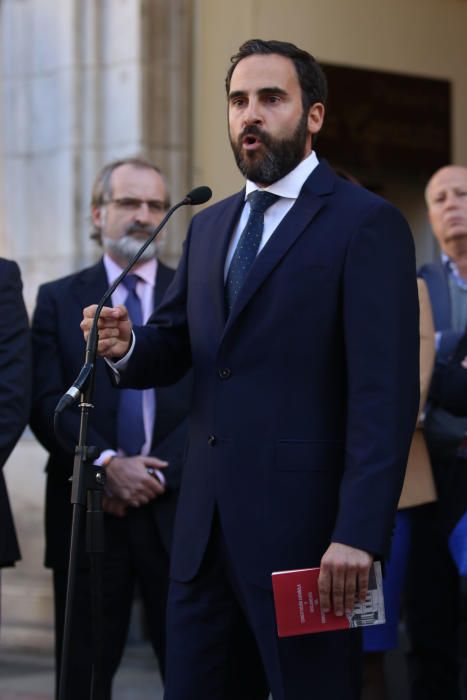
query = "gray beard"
(102, 234, 161, 264)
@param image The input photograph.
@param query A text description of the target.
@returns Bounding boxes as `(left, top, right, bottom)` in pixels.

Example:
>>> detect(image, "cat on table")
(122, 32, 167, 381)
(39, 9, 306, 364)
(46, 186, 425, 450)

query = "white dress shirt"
(224, 151, 319, 278)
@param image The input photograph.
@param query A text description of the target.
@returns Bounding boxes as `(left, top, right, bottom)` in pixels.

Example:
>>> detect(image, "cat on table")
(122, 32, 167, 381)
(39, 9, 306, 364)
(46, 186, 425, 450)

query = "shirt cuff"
(146, 467, 166, 486)
(94, 449, 117, 467)
(104, 331, 136, 383)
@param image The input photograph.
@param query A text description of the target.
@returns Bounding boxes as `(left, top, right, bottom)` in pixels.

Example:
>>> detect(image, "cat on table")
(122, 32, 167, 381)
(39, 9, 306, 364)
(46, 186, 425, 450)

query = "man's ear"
(92, 204, 105, 230)
(307, 102, 325, 136)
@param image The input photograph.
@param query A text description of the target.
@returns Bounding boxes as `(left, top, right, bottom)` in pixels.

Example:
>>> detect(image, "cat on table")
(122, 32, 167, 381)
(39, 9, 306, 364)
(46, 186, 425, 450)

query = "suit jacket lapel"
(69, 260, 116, 414)
(223, 161, 335, 336)
(422, 261, 451, 331)
(206, 191, 245, 336)
(154, 261, 174, 306)
(71, 259, 110, 310)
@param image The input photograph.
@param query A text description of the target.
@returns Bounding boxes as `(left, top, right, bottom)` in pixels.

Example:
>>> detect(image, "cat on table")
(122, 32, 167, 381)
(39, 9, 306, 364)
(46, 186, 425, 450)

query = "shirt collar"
(441, 252, 467, 289)
(103, 253, 157, 288)
(244, 151, 319, 201)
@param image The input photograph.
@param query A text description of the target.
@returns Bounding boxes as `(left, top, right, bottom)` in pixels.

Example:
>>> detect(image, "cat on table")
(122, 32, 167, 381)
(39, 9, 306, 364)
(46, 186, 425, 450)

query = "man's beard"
(230, 110, 309, 186)
(102, 223, 162, 264)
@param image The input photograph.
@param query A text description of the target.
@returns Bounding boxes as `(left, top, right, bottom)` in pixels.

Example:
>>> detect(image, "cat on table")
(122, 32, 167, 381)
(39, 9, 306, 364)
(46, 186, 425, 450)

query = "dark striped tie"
(225, 190, 279, 313)
(117, 274, 145, 455)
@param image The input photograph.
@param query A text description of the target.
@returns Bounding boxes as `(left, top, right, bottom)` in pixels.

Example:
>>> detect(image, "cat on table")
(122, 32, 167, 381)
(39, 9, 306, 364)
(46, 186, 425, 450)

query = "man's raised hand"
(81, 304, 133, 359)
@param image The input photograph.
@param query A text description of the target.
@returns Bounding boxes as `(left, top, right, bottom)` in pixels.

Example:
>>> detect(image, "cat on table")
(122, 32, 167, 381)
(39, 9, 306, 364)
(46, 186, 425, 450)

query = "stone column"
(140, 0, 194, 264)
(0, 0, 192, 310)
(0, 0, 193, 650)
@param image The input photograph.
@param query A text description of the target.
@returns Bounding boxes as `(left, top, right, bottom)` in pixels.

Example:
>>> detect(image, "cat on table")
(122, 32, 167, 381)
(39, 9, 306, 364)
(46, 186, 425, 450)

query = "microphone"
(185, 186, 212, 206)
(54, 185, 212, 415)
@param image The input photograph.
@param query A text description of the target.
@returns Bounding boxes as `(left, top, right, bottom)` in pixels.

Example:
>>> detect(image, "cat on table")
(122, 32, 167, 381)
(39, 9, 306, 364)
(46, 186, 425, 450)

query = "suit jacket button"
(218, 368, 231, 379)
(208, 435, 217, 446)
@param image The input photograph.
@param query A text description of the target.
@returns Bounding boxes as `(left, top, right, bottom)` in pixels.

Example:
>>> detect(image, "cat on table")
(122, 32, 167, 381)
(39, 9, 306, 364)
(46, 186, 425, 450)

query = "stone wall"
(0, 0, 192, 312)
(2, 435, 52, 650)
(0, 0, 192, 649)
(2, 0, 467, 652)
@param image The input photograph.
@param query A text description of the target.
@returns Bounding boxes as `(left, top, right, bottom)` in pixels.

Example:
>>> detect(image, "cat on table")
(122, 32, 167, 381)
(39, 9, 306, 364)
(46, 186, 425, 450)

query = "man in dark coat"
(0, 257, 30, 572)
(409, 165, 467, 699)
(82, 42, 419, 700)
(31, 157, 192, 699)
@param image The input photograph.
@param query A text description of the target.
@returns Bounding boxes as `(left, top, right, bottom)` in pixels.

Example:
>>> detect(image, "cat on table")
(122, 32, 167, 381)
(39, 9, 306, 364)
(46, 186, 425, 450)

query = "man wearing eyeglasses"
(30, 156, 193, 699)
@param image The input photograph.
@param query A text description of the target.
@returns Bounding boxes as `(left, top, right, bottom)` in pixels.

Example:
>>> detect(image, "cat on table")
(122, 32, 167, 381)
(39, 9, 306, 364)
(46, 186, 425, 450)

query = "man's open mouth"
(242, 134, 262, 150)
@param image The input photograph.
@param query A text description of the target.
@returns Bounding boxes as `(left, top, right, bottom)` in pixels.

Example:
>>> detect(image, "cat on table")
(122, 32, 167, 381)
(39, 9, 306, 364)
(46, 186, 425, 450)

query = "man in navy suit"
(82, 41, 419, 699)
(0, 258, 30, 576)
(30, 157, 192, 699)
(406, 165, 467, 700)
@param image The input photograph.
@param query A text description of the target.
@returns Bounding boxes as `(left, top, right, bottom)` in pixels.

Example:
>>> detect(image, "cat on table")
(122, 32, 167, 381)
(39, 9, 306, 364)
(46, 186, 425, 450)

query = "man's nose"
(444, 192, 459, 209)
(243, 99, 263, 126)
(134, 201, 152, 222)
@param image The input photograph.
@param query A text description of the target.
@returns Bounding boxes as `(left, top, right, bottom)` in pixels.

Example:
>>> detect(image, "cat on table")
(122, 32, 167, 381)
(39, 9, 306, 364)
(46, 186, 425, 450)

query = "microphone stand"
(55, 187, 211, 700)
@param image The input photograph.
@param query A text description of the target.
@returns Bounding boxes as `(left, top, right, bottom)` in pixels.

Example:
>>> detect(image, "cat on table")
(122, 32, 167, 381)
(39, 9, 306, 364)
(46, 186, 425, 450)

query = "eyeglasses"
(104, 197, 169, 213)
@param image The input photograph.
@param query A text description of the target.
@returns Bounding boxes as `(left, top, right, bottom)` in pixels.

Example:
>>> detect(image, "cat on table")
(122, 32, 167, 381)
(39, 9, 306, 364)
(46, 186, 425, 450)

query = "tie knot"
(121, 274, 140, 293)
(248, 190, 279, 215)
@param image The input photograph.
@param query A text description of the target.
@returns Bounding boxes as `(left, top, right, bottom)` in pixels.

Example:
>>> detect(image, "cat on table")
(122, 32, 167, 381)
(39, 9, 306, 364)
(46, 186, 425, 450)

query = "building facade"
(2, 0, 467, 649)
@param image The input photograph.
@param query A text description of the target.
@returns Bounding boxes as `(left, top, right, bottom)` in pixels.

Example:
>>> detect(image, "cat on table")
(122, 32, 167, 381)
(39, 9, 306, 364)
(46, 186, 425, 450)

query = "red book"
(271, 561, 385, 637)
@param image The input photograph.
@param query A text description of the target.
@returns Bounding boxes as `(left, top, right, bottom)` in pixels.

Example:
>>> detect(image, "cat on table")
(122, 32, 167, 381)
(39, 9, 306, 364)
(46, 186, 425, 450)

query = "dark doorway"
(318, 63, 451, 265)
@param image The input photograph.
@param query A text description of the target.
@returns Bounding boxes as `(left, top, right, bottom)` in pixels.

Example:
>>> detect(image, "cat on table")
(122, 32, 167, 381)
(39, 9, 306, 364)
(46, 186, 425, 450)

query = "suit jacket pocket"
(275, 439, 344, 472)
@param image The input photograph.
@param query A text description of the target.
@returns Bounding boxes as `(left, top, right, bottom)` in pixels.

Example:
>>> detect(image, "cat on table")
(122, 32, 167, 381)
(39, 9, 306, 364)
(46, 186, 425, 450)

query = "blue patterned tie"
(117, 274, 145, 456)
(225, 190, 279, 313)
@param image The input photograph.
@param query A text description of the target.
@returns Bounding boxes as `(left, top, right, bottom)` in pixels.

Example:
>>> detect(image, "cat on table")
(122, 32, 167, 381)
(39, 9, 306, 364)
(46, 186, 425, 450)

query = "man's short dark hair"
(225, 39, 328, 111)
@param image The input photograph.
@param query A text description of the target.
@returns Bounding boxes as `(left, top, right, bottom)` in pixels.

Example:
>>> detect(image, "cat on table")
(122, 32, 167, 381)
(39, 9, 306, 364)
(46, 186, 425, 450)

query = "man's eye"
(147, 201, 166, 212)
(118, 198, 140, 209)
(112, 198, 165, 211)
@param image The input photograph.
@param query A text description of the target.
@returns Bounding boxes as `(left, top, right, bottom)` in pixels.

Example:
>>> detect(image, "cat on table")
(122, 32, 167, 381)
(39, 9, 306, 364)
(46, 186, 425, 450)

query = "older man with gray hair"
(407, 164, 467, 700)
